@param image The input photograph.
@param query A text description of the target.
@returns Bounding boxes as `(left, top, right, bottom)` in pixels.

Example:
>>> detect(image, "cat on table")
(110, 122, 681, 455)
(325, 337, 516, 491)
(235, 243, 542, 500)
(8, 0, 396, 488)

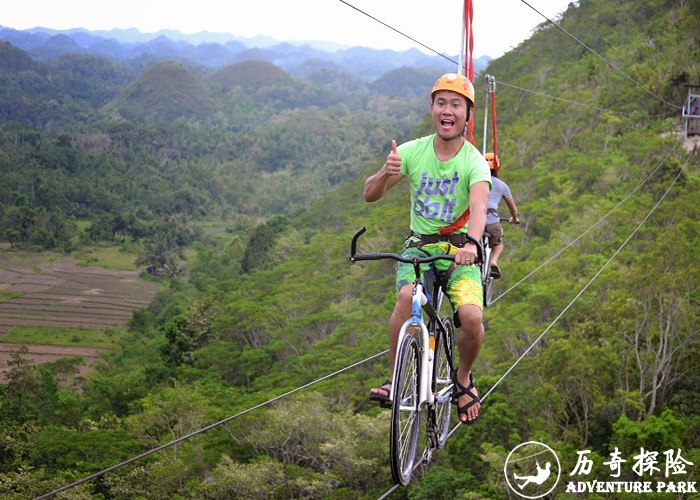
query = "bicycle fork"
(390, 282, 433, 409)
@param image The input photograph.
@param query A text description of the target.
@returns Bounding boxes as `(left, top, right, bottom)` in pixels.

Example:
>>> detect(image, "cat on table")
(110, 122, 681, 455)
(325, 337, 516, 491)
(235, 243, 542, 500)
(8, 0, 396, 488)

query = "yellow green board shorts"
(395, 241, 484, 310)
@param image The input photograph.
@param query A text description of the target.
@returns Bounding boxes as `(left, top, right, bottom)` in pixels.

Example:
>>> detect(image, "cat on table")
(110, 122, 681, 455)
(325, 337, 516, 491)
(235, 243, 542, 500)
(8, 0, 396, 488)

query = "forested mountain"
(0, 43, 438, 251)
(1, 0, 699, 498)
(0, 24, 479, 81)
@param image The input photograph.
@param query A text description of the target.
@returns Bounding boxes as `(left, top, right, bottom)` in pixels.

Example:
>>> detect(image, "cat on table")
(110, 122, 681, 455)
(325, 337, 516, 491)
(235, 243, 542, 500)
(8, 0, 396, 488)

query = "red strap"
(464, 0, 475, 145)
(442, 0, 475, 235)
(490, 77, 499, 176)
(439, 208, 470, 235)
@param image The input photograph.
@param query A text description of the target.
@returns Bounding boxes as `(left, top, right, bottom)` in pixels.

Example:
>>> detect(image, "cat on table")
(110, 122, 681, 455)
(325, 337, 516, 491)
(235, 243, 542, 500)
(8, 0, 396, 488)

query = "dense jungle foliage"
(0, 50, 436, 256)
(1, 0, 699, 498)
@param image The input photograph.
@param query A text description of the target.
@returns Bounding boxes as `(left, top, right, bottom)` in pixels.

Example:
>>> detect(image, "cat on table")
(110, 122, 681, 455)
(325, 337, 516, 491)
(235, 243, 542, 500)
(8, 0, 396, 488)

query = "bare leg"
(454, 303, 484, 423)
(490, 242, 504, 267)
(370, 284, 412, 395)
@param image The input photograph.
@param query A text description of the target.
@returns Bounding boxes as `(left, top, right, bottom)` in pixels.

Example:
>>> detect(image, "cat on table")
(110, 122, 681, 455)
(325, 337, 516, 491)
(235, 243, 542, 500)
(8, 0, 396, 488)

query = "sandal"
(369, 379, 392, 408)
(490, 264, 501, 279)
(452, 372, 480, 424)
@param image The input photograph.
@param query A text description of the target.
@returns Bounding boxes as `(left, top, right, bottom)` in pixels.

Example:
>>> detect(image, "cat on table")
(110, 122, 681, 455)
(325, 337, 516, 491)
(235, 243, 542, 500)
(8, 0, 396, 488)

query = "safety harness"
(406, 231, 469, 248)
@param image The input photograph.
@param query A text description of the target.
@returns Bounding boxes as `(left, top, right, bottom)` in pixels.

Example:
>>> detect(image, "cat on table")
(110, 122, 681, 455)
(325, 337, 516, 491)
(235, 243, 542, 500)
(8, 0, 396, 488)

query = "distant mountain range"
(0, 25, 491, 81)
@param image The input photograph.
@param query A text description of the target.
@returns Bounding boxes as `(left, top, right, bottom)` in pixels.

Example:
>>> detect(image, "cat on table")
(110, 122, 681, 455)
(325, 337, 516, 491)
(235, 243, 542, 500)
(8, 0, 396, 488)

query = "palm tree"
(137, 231, 184, 278)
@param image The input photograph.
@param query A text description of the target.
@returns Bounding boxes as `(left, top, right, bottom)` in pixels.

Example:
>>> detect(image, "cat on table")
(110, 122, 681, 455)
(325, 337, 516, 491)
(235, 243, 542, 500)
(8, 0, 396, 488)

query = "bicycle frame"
(390, 258, 456, 477)
(391, 268, 439, 411)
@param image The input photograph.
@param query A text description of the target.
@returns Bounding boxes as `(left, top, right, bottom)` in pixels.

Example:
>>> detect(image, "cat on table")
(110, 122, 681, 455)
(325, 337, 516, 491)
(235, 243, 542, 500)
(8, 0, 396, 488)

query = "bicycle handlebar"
(350, 226, 482, 264)
(498, 217, 522, 224)
(499, 215, 522, 225)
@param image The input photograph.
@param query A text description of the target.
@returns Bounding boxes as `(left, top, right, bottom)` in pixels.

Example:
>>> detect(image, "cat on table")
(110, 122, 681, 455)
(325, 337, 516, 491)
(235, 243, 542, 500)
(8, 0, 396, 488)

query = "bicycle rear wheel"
(481, 239, 494, 307)
(484, 275, 494, 307)
(432, 315, 454, 449)
(390, 332, 422, 486)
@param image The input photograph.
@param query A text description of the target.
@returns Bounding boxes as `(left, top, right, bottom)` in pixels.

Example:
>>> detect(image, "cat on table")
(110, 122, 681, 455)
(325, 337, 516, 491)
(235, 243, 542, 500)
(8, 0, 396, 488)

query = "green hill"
(107, 61, 221, 122)
(0, 40, 37, 71)
(205, 59, 295, 91)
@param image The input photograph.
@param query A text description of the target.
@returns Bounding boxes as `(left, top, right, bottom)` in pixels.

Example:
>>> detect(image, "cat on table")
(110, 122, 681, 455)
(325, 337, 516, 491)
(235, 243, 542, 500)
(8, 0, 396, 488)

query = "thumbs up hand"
(384, 140, 402, 176)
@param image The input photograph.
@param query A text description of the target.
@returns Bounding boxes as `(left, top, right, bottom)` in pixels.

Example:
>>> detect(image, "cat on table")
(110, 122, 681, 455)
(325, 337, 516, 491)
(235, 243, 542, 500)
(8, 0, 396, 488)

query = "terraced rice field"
(0, 252, 160, 380)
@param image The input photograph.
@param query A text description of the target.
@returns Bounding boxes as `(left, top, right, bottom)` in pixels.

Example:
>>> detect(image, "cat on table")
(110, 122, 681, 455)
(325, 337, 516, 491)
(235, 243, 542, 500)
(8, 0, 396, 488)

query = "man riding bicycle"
(484, 152, 520, 279)
(364, 73, 491, 425)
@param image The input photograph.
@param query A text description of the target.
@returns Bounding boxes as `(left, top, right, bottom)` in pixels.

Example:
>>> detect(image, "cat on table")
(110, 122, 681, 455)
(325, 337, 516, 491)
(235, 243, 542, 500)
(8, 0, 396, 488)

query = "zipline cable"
(494, 79, 628, 113)
(495, 78, 681, 118)
(34, 351, 388, 499)
(337, 0, 681, 114)
(519, 0, 681, 109)
(444, 163, 687, 445)
(336, 0, 457, 67)
(481, 166, 686, 404)
(491, 142, 681, 304)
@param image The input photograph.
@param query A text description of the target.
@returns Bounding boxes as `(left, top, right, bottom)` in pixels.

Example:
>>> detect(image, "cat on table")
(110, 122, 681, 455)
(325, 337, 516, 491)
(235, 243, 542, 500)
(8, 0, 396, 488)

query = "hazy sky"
(1, 0, 574, 59)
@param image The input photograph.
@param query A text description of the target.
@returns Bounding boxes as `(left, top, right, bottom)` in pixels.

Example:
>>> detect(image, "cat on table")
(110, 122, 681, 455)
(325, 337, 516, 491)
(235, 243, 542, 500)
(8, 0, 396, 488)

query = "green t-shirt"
(398, 134, 491, 235)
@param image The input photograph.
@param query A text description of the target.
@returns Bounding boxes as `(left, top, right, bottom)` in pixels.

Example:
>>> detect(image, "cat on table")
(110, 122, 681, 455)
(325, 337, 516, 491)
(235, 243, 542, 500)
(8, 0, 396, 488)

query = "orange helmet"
(485, 152, 499, 174)
(431, 73, 475, 107)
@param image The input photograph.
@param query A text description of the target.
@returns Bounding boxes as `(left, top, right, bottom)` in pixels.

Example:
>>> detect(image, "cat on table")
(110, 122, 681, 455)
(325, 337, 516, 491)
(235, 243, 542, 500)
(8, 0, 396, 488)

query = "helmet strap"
(462, 104, 472, 136)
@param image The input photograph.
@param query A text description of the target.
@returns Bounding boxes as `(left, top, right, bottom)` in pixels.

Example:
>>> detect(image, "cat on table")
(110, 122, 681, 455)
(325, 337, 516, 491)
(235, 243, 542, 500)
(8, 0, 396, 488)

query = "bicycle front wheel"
(433, 315, 455, 449)
(390, 332, 422, 486)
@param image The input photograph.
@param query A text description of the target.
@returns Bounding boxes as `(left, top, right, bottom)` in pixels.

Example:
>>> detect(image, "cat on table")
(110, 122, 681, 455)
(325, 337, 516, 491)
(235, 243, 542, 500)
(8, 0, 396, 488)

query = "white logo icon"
(504, 441, 561, 498)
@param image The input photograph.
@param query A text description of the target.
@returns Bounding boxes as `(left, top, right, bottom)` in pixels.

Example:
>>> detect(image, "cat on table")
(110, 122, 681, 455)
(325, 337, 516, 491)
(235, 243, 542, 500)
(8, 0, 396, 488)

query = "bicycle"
(349, 226, 484, 486)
